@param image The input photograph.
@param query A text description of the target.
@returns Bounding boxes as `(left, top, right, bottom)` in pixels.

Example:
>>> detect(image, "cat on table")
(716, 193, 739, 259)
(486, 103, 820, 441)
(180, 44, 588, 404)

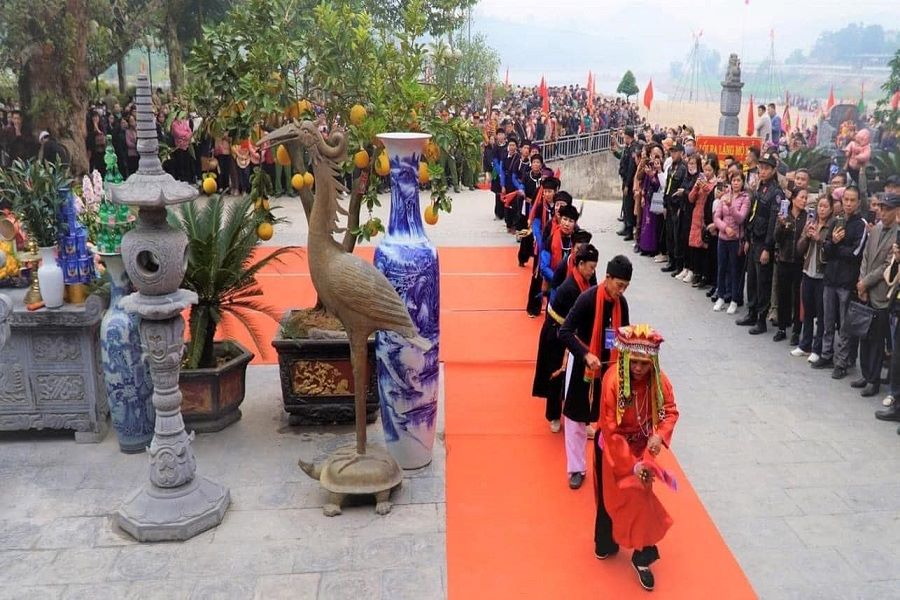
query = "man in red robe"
(593, 324, 679, 592)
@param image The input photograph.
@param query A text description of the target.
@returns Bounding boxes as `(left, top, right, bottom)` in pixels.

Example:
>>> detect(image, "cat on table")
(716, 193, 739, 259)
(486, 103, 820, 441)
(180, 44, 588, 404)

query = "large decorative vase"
(374, 133, 440, 469)
(37, 246, 64, 308)
(100, 254, 154, 453)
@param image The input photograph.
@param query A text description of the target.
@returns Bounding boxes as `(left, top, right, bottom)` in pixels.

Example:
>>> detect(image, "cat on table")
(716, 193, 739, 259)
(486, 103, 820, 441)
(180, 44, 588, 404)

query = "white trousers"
(564, 416, 587, 475)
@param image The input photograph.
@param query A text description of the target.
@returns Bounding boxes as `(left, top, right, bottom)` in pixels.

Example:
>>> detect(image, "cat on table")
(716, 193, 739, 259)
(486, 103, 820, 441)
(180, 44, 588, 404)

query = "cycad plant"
(170, 174, 297, 369)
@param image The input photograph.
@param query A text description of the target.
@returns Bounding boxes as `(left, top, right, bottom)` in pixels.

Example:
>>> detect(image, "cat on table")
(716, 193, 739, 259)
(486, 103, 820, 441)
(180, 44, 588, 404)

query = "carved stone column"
(719, 53, 745, 136)
(109, 73, 229, 542)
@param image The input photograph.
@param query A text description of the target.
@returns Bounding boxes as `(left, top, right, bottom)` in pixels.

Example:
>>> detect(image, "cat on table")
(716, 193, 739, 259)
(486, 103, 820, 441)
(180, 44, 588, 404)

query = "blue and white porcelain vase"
(374, 132, 440, 469)
(100, 253, 154, 453)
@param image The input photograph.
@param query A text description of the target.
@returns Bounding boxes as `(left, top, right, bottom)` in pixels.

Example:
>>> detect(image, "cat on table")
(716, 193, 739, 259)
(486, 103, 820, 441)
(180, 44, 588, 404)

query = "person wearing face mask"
(737, 152, 784, 334)
(713, 171, 751, 313)
(773, 188, 810, 344)
(793, 195, 833, 363)
(559, 256, 632, 490)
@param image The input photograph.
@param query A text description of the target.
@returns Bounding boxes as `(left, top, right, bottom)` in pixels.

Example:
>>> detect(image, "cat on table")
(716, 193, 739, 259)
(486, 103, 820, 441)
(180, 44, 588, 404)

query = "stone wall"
(547, 152, 621, 202)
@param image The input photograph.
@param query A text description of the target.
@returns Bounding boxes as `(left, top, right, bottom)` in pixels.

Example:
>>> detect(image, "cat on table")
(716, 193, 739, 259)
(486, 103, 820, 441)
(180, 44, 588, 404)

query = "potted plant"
(169, 170, 297, 432)
(0, 159, 70, 307)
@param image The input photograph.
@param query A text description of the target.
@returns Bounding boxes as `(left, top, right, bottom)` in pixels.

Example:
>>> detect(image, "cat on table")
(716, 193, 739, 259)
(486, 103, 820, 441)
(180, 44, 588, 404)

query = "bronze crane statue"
(259, 121, 430, 515)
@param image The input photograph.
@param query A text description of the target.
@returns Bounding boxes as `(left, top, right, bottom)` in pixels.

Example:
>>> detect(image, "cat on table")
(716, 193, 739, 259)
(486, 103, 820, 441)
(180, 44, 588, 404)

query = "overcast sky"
(472, 0, 899, 89)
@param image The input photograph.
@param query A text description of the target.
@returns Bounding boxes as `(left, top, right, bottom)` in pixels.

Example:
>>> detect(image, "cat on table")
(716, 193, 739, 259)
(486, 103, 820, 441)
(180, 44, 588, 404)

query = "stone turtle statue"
(299, 446, 403, 516)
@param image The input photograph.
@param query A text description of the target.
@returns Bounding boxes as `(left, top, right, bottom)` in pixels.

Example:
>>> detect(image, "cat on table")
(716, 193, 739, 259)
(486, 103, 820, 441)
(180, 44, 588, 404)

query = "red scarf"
(549, 227, 566, 271)
(585, 282, 623, 382)
(528, 186, 546, 226)
(571, 260, 590, 293)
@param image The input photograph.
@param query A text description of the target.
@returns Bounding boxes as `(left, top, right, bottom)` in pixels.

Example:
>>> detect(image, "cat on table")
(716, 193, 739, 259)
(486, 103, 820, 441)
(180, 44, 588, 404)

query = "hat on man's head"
(554, 191, 573, 206)
(759, 152, 778, 168)
(606, 255, 633, 281)
(881, 193, 900, 209)
(541, 176, 561, 190)
(886, 175, 900, 188)
(613, 324, 664, 358)
(572, 229, 593, 244)
(575, 244, 599, 264)
(558, 204, 579, 221)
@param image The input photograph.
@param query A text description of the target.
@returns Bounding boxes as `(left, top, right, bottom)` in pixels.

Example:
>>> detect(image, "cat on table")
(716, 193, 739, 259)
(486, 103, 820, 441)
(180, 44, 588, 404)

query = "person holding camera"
(772, 188, 809, 344)
(811, 186, 867, 376)
(851, 192, 899, 396)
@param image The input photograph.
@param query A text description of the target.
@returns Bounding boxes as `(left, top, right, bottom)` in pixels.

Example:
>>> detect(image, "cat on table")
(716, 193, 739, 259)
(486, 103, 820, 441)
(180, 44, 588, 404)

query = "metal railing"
(540, 129, 614, 162)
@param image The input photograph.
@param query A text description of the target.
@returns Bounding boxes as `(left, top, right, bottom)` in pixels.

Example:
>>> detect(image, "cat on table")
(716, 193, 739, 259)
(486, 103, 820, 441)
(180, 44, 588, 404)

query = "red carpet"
(246, 245, 756, 598)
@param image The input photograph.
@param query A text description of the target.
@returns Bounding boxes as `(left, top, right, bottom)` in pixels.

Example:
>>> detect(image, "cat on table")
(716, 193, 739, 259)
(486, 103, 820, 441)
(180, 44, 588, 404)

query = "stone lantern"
(718, 53, 744, 136)
(108, 73, 229, 541)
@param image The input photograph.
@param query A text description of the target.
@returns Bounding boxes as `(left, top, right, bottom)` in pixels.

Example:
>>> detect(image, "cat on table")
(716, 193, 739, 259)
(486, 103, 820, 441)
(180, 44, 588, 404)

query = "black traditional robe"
(559, 286, 630, 423)
(532, 275, 587, 421)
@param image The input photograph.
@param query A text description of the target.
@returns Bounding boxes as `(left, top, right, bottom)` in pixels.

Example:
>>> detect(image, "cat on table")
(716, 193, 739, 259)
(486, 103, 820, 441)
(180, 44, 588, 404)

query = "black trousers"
(622, 187, 635, 233)
(593, 437, 618, 555)
(664, 210, 678, 267)
(525, 261, 543, 316)
(860, 307, 890, 386)
(776, 261, 803, 334)
(746, 249, 774, 321)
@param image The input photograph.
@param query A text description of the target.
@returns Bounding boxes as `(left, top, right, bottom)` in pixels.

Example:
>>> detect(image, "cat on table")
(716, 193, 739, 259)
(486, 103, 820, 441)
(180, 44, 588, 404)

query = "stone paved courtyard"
(1, 189, 899, 599)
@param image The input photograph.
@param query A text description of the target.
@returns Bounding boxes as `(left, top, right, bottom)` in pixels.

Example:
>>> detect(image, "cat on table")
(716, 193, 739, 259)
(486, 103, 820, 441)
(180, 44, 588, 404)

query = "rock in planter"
(181, 340, 254, 433)
(272, 311, 378, 426)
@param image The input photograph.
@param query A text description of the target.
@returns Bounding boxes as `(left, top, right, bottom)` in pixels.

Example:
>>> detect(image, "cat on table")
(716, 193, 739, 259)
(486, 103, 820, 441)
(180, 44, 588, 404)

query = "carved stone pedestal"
(0, 289, 108, 442)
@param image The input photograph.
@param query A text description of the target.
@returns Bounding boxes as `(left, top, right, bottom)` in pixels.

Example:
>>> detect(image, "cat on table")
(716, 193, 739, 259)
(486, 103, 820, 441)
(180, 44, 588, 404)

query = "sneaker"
(653, 255, 668, 263)
(726, 301, 738, 315)
(831, 366, 848, 380)
(682, 271, 695, 284)
(810, 356, 834, 369)
(883, 395, 895, 408)
(713, 298, 726, 311)
(632, 559, 655, 591)
(790, 347, 810, 357)
(674, 268, 687, 280)
(549, 419, 561, 433)
(568, 472, 585, 489)
(808, 353, 820, 363)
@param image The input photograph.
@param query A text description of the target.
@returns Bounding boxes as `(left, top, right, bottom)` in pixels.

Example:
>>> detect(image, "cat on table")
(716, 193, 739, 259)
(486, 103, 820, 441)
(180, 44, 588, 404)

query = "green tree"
(160, 0, 234, 93)
(430, 32, 500, 110)
(616, 70, 639, 99)
(186, 0, 486, 251)
(873, 48, 900, 130)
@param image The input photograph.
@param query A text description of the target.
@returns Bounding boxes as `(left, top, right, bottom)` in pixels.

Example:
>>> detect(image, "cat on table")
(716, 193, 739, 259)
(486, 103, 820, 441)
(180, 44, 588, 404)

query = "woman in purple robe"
(639, 153, 664, 256)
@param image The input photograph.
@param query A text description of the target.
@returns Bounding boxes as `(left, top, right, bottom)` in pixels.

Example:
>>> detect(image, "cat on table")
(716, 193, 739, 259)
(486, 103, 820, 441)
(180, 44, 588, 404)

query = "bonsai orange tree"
(185, 0, 486, 250)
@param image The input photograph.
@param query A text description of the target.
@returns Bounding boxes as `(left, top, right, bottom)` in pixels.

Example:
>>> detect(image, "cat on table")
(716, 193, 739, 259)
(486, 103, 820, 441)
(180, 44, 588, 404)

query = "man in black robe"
(525, 178, 564, 316)
(559, 256, 632, 489)
(532, 244, 600, 434)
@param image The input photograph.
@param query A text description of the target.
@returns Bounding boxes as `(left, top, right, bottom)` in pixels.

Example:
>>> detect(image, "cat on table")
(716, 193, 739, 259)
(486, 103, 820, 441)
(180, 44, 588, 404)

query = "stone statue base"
(718, 115, 740, 137)
(299, 444, 402, 516)
(115, 476, 230, 542)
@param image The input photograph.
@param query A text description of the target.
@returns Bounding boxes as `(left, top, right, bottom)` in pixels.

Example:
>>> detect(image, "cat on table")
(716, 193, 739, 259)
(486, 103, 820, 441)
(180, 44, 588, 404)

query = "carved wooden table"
(0, 289, 108, 442)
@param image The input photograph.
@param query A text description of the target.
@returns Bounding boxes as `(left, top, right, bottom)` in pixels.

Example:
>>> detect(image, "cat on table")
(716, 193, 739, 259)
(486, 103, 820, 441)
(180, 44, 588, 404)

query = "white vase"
(37, 246, 65, 308)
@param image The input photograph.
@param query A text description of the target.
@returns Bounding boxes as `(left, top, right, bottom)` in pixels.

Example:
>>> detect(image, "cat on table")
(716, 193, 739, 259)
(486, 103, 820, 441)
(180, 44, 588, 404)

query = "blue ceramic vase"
(374, 133, 440, 469)
(100, 253, 154, 453)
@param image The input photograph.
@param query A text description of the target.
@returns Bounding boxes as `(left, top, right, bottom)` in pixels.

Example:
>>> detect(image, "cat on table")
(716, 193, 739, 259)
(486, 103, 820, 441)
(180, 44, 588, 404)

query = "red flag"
(892, 90, 900, 111)
(746, 95, 755, 137)
(825, 85, 835, 113)
(782, 91, 791, 134)
(643, 78, 654, 111)
(540, 76, 550, 114)
(504, 66, 509, 86)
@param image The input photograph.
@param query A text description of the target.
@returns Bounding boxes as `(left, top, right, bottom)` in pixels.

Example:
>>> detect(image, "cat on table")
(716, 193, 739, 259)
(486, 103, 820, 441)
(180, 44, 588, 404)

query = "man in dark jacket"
(811, 186, 867, 376)
(738, 151, 785, 334)
(660, 144, 686, 273)
(613, 127, 638, 241)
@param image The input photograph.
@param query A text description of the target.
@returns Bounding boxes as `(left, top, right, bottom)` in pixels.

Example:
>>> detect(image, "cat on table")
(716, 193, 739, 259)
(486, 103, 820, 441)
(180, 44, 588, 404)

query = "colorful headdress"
(614, 325, 666, 427)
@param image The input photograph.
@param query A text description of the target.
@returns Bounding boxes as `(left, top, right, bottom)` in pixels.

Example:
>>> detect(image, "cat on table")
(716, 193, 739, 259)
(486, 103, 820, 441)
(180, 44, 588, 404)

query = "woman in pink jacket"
(712, 171, 750, 314)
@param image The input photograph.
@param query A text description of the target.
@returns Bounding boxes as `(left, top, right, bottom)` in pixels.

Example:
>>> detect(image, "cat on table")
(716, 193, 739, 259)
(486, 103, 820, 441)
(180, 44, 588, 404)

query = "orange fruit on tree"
(202, 177, 217, 195)
(365, 221, 379, 238)
(374, 152, 390, 177)
(303, 172, 314, 188)
(291, 173, 305, 191)
(418, 162, 430, 183)
(424, 204, 438, 225)
(424, 141, 440, 162)
(354, 149, 370, 170)
(257, 221, 274, 241)
(349, 104, 367, 126)
(276, 145, 291, 166)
